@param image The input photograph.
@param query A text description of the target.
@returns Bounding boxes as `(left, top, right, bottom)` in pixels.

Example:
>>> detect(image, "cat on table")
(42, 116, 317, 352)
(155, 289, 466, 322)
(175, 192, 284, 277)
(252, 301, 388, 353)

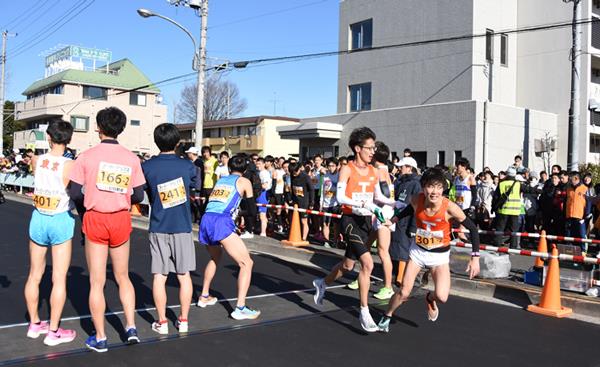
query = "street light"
(137, 6, 207, 147)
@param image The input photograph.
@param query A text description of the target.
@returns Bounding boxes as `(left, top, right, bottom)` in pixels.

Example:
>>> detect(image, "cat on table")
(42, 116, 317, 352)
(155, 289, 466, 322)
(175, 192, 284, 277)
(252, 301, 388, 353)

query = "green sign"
(45, 46, 112, 67)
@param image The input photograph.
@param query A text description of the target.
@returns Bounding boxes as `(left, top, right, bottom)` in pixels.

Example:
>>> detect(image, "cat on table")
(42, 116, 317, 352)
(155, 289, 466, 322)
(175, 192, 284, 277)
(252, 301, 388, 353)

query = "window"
(438, 151, 446, 165)
(129, 92, 146, 106)
(591, 111, 600, 126)
(234, 126, 241, 136)
(500, 33, 508, 66)
(83, 86, 107, 100)
(50, 85, 64, 94)
(130, 120, 141, 126)
(349, 83, 372, 112)
(247, 126, 257, 136)
(454, 150, 463, 162)
(486, 29, 494, 63)
(350, 19, 373, 50)
(591, 134, 600, 153)
(70, 116, 89, 132)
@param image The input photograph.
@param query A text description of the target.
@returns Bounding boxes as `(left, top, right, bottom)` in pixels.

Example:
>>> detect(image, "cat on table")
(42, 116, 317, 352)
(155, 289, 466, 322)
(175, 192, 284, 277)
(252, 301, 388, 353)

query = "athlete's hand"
(364, 202, 385, 223)
(466, 257, 480, 279)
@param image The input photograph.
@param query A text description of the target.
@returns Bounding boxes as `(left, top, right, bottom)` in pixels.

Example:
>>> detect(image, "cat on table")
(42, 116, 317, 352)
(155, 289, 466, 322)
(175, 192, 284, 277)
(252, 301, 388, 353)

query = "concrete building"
(279, 0, 600, 172)
(176, 116, 300, 157)
(14, 46, 167, 155)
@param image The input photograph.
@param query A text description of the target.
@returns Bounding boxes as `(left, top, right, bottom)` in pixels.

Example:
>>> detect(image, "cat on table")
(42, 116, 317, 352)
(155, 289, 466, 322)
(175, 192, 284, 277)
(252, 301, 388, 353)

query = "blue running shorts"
(199, 213, 236, 246)
(29, 210, 75, 246)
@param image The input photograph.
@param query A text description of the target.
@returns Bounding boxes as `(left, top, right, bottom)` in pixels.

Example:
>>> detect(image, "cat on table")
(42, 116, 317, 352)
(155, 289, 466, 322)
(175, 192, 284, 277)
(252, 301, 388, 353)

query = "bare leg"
(324, 257, 355, 285)
(357, 252, 374, 308)
(385, 260, 422, 316)
(24, 241, 48, 324)
(152, 274, 168, 321)
(48, 241, 72, 330)
(259, 212, 268, 236)
(177, 272, 193, 320)
(220, 233, 254, 307)
(201, 246, 222, 297)
(377, 227, 393, 289)
(109, 241, 136, 328)
(85, 241, 109, 339)
(430, 263, 451, 304)
(301, 217, 309, 241)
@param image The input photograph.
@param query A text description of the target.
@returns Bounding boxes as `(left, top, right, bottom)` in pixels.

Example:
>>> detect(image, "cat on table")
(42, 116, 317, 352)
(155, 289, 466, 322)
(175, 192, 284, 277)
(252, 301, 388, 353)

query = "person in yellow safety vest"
(491, 167, 540, 249)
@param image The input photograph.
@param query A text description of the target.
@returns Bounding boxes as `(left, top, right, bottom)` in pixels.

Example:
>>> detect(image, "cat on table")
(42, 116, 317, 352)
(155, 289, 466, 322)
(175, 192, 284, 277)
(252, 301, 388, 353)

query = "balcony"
(15, 94, 66, 122)
(201, 137, 226, 146)
(239, 135, 264, 151)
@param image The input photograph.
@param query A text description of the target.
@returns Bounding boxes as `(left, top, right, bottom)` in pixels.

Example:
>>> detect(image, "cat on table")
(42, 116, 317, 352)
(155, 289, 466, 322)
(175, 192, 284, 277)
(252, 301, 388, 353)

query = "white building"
(280, 0, 600, 172)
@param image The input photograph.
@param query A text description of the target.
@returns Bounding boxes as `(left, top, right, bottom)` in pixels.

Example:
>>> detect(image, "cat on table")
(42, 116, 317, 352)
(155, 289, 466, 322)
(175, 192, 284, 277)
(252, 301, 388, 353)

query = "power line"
(0, 1, 40, 29)
(13, 0, 60, 35)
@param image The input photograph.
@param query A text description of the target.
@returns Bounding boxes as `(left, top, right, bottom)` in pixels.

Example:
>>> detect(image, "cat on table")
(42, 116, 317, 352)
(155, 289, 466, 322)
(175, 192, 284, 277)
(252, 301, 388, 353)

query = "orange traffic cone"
(527, 244, 572, 318)
(130, 203, 142, 217)
(533, 230, 548, 269)
(281, 204, 309, 247)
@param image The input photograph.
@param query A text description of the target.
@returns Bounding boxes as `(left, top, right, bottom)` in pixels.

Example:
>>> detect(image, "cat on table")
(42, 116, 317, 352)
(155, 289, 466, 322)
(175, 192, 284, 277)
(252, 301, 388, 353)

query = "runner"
(142, 123, 197, 335)
(197, 155, 261, 320)
(377, 168, 481, 333)
(68, 107, 146, 352)
(312, 127, 387, 332)
(24, 120, 76, 346)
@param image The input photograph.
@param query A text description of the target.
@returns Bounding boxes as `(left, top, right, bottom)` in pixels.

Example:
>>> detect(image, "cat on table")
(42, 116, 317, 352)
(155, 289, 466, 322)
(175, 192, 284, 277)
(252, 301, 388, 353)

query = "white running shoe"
(313, 278, 326, 306)
(151, 320, 168, 335)
(197, 295, 218, 308)
(359, 311, 379, 333)
(240, 232, 254, 239)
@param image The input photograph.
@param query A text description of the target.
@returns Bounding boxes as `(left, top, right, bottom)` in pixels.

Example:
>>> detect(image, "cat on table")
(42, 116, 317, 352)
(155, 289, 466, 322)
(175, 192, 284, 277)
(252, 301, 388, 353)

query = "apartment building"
(176, 115, 300, 157)
(279, 0, 600, 172)
(14, 47, 167, 155)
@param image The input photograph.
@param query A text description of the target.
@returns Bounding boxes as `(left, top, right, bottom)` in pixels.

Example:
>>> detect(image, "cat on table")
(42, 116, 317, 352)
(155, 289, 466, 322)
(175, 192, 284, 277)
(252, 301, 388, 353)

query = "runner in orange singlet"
(378, 168, 481, 332)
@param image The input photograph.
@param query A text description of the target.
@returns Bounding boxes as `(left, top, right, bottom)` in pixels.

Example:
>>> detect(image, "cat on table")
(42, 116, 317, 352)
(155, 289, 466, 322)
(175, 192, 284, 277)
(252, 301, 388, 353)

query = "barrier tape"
(452, 228, 600, 246)
(256, 203, 343, 218)
(450, 240, 600, 265)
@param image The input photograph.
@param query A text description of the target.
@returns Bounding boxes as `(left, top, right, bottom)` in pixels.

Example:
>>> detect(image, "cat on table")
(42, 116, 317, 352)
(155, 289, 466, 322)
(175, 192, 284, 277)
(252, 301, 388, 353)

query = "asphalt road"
(1, 200, 598, 367)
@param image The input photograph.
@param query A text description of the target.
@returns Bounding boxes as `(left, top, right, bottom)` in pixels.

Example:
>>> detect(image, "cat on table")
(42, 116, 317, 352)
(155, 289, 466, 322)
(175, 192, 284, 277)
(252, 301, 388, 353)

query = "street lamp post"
(137, 4, 208, 148)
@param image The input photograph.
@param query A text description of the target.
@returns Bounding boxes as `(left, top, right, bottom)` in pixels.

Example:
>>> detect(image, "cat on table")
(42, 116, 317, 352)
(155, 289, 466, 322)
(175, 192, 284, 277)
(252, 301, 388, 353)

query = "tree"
(176, 76, 247, 123)
(2, 100, 25, 151)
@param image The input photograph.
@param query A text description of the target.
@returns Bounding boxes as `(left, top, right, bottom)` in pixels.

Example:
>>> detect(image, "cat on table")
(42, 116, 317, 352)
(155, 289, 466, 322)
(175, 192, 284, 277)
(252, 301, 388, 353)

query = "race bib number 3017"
(96, 162, 131, 194)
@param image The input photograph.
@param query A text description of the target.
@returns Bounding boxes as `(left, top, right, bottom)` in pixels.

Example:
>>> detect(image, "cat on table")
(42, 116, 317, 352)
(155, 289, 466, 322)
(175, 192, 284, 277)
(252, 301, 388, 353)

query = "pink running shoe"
(43, 328, 76, 346)
(27, 321, 49, 339)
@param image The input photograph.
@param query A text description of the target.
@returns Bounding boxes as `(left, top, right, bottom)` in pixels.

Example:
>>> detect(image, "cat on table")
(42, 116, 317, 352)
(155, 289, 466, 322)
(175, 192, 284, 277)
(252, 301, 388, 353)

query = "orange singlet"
(414, 193, 452, 252)
(341, 162, 378, 216)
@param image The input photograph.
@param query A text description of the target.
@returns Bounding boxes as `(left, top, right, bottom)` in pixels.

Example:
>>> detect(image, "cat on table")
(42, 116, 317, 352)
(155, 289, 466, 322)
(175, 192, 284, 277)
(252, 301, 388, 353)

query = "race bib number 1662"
(96, 162, 132, 194)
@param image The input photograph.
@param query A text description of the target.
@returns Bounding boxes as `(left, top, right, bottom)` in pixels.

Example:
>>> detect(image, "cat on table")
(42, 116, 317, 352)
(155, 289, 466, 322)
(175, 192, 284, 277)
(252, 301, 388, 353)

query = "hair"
(313, 153, 322, 160)
(219, 151, 229, 158)
(374, 141, 390, 163)
(288, 161, 303, 174)
(403, 148, 412, 154)
(265, 155, 274, 163)
(552, 164, 562, 172)
(514, 155, 522, 161)
(455, 157, 470, 168)
(153, 123, 180, 152)
(256, 157, 265, 164)
(201, 146, 211, 154)
(326, 157, 338, 166)
(550, 173, 559, 179)
(583, 172, 593, 179)
(569, 171, 581, 180)
(228, 155, 248, 173)
(420, 168, 448, 190)
(540, 170, 547, 176)
(348, 127, 376, 152)
(46, 119, 73, 145)
(559, 170, 569, 177)
(96, 107, 127, 138)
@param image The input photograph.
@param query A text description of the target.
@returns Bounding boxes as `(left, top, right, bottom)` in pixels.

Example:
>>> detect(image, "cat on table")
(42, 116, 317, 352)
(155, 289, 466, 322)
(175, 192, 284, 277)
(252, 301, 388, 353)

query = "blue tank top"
(205, 175, 242, 217)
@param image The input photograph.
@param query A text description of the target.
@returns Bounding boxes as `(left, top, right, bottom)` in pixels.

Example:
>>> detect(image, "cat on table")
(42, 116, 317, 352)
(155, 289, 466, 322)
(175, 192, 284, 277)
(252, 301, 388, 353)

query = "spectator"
(185, 147, 204, 223)
(565, 171, 588, 251)
(474, 171, 495, 229)
(215, 151, 230, 179)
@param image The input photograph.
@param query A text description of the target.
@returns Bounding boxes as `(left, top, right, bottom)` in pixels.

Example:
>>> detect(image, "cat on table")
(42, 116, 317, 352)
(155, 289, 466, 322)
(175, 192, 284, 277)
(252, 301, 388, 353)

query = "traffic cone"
(534, 230, 548, 269)
(527, 244, 572, 318)
(130, 203, 142, 217)
(281, 204, 309, 247)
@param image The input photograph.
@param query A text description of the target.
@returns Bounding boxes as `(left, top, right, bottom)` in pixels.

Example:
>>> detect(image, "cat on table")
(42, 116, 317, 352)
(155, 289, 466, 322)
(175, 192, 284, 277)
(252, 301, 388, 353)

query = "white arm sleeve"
(375, 183, 396, 206)
(336, 181, 363, 207)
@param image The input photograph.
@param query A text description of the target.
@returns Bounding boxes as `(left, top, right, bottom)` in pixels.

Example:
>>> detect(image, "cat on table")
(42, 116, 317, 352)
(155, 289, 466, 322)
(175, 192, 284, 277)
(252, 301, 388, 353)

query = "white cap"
(395, 157, 418, 169)
(506, 166, 517, 177)
(516, 174, 526, 182)
(185, 146, 200, 154)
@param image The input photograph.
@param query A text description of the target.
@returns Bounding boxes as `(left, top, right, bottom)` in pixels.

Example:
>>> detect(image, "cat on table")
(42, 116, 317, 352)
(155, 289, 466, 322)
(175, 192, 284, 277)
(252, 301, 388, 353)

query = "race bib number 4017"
(96, 162, 131, 194)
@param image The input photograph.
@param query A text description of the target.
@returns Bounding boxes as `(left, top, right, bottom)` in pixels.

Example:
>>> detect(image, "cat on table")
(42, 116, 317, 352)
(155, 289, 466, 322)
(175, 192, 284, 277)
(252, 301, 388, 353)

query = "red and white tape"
(256, 203, 343, 218)
(452, 229, 600, 246)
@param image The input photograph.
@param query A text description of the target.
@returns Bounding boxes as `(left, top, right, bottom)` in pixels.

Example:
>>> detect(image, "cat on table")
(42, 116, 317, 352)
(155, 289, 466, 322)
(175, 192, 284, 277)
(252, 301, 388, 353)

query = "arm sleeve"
(469, 185, 478, 207)
(392, 204, 415, 222)
(379, 181, 391, 198)
(131, 185, 145, 204)
(244, 197, 257, 229)
(375, 182, 396, 206)
(336, 181, 363, 207)
(460, 216, 480, 254)
(67, 181, 84, 207)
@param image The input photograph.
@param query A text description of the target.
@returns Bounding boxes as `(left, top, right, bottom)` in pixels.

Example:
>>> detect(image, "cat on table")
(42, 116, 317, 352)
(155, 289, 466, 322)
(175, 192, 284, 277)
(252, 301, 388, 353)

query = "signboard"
(45, 46, 112, 67)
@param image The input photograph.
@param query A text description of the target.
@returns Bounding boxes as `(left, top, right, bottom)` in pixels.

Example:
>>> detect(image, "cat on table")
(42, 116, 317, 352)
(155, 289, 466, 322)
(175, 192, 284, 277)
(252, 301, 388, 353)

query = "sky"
(0, 0, 340, 121)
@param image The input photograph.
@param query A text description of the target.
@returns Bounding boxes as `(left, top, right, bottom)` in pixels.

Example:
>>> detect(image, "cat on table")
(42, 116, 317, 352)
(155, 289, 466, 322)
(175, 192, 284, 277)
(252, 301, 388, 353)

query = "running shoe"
(230, 306, 261, 320)
(313, 278, 326, 305)
(240, 231, 254, 239)
(26, 321, 49, 339)
(373, 287, 394, 300)
(176, 318, 188, 333)
(377, 316, 391, 333)
(359, 311, 379, 333)
(85, 335, 108, 353)
(197, 294, 218, 308)
(151, 320, 168, 335)
(126, 327, 140, 344)
(43, 328, 76, 346)
(323, 241, 332, 248)
(347, 279, 359, 290)
(426, 292, 439, 322)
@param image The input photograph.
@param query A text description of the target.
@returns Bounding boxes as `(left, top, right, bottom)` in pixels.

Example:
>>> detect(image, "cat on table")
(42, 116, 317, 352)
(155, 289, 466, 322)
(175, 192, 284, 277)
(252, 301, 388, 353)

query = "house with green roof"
(14, 58, 167, 155)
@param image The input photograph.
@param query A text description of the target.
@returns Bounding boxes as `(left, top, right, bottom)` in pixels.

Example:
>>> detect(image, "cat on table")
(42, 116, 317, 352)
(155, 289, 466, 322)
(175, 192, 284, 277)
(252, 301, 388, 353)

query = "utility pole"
(566, 0, 581, 171)
(0, 30, 17, 153)
(195, 0, 208, 148)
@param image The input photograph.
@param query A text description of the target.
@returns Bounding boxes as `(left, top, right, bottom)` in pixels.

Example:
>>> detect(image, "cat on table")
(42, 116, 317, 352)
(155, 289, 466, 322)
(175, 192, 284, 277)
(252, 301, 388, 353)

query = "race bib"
(157, 177, 187, 209)
(293, 186, 304, 197)
(96, 162, 131, 194)
(415, 228, 445, 250)
(455, 195, 464, 205)
(33, 194, 60, 214)
(325, 190, 335, 198)
(210, 184, 233, 203)
(352, 192, 373, 203)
